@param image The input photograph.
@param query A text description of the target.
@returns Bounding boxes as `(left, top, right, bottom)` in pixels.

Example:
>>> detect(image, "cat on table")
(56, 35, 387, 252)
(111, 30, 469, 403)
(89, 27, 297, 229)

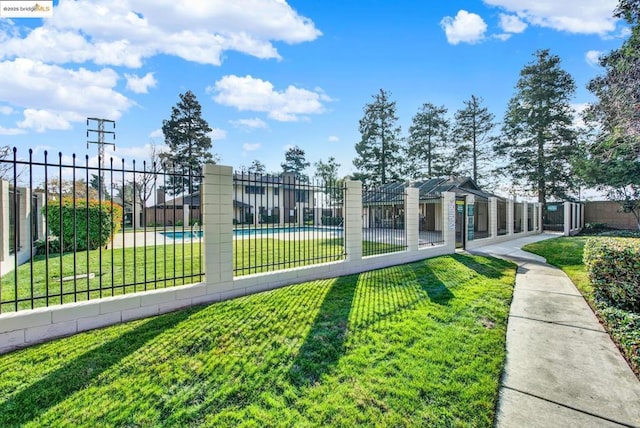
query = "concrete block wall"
(0, 162, 536, 354)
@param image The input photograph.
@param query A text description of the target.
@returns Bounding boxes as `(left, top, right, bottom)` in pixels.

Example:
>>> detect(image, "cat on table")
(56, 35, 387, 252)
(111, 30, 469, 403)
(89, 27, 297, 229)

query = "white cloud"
(149, 128, 163, 139)
(209, 128, 227, 140)
(210, 75, 330, 122)
(125, 72, 157, 93)
(440, 10, 488, 45)
(0, 106, 13, 115)
(328, 135, 339, 142)
(586, 50, 603, 67)
(483, 0, 619, 35)
(282, 144, 294, 152)
(242, 143, 261, 154)
(499, 14, 528, 33)
(0, 58, 132, 132)
(117, 143, 169, 160)
(0, 126, 25, 135)
(230, 118, 269, 129)
(0, 0, 321, 67)
(18, 109, 75, 132)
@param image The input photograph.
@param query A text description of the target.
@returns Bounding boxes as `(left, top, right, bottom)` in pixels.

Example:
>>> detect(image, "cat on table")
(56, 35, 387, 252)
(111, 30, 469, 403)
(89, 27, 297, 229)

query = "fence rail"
(0, 148, 204, 313)
(232, 172, 346, 276)
(362, 184, 407, 256)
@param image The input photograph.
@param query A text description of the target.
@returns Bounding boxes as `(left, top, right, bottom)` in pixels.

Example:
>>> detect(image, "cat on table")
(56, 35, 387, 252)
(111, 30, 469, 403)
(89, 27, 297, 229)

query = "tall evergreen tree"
(353, 89, 404, 185)
(577, 0, 640, 228)
(405, 103, 449, 180)
(452, 95, 497, 185)
(160, 90, 218, 195)
(314, 157, 343, 204)
(495, 49, 578, 204)
(281, 145, 310, 179)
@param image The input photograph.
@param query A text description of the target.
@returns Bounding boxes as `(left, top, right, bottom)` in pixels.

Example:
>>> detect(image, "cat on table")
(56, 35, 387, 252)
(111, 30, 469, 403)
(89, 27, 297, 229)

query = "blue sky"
(0, 0, 629, 182)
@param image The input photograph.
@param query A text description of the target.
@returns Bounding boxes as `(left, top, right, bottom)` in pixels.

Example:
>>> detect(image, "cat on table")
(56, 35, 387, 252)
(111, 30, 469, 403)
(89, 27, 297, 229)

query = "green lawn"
(0, 253, 516, 427)
(0, 238, 406, 312)
(522, 236, 639, 376)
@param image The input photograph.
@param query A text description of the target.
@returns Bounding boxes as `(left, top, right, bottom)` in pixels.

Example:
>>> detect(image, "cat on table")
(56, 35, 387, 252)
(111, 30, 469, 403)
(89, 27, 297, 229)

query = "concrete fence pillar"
(406, 187, 419, 251)
(564, 202, 571, 236)
(344, 180, 363, 262)
(507, 199, 514, 235)
(202, 164, 234, 292)
(489, 197, 498, 238)
(441, 192, 456, 251)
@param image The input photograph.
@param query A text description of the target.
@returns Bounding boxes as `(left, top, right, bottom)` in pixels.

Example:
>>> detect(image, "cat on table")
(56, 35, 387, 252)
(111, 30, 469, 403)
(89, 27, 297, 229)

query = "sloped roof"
(363, 176, 500, 205)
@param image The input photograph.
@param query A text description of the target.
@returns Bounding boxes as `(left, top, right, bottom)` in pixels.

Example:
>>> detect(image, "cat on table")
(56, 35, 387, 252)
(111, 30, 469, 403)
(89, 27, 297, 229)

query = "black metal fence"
(514, 202, 523, 233)
(497, 199, 507, 235)
(232, 172, 345, 276)
(0, 148, 203, 313)
(474, 199, 491, 239)
(419, 196, 444, 247)
(362, 183, 407, 256)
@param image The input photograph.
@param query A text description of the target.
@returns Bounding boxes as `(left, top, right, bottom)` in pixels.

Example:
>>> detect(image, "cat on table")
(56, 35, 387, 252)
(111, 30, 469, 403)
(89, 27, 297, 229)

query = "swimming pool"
(160, 226, 342, 239)
(160, 231, 204, 239)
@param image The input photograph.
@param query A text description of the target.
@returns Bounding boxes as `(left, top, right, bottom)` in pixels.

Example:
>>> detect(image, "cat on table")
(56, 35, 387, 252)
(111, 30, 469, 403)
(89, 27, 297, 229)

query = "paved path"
(472, 233, 640, 428)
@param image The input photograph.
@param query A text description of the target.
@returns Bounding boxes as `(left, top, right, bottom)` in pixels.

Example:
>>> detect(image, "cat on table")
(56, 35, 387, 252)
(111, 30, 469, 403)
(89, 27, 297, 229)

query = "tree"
(452, 95, 497, 185)
(495, 49, 579, 204)
(46, 178, 98, 201)
(577, 0, 640, 228)
(89, 174, 110, 200)
(0, 145, 11, 179)
(353, 89, 404, 185)
(132, 144, 162, 226)
(159, 90, 219, 195)
(247, 160, 266, 175)
(314, 157, 343, 204)
(405, 103, 450, 180)
(281, 145, 310, 178)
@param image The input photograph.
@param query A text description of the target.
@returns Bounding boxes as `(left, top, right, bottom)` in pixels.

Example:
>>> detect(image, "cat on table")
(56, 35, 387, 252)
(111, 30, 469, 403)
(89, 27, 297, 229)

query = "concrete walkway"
(472, 233, 640, 428)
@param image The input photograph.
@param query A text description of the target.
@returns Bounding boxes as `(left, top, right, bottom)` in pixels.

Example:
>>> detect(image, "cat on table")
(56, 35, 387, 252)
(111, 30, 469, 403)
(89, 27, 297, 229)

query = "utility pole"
(87, 117, 116, 199)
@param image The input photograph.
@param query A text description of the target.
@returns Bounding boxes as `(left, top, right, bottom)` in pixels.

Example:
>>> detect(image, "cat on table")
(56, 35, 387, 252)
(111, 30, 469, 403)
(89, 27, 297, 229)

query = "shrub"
(45, 198, 123, 252)
(581, 222, 609, 234)
(584, 237, 640, 312)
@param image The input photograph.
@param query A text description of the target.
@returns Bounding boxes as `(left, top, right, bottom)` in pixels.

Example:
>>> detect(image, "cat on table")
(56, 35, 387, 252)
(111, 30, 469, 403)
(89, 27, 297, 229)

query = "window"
(245, 186, 265, 195)
(273, 187, 279, 196)
(295, 190, 309, 203)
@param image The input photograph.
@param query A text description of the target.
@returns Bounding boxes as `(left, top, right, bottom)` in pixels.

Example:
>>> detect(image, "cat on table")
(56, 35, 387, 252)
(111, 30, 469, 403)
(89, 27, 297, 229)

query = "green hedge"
(584, 237, 640, 312)
(46, 198, 123, 252)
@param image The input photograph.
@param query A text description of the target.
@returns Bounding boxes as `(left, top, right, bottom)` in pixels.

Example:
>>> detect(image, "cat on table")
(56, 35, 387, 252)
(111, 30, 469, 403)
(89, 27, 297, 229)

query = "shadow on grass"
(455, 253, 515, 279)
(409, 264, 454, 305)
(0, 307, 200, 427)
(288, 275, 358, 387)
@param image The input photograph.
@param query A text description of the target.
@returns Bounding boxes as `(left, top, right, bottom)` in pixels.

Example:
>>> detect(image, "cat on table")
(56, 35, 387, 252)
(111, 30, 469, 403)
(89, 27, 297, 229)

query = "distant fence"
(543, 201, 584, 235)
(585, 200, 639, 230)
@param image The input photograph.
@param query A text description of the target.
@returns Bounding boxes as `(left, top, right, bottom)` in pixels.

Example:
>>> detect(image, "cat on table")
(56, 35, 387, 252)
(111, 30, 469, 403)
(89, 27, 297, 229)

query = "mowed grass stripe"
(0, 253, 516, 427)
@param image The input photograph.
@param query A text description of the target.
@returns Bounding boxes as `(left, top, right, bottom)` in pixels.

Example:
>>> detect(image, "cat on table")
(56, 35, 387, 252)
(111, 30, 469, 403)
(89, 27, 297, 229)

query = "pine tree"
(281, 145, 310, 179)
(353, 89, 404, 185)
(495, 49, 578, 204)
(452, 95, 497, 185)
(160, 90, 219, 195)
(405, 103, 449, 180)
(247, 160, 266, 174)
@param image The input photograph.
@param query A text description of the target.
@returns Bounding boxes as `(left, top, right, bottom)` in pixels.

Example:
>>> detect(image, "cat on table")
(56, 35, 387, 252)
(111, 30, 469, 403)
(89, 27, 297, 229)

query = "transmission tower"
(87, 117, 116, 199)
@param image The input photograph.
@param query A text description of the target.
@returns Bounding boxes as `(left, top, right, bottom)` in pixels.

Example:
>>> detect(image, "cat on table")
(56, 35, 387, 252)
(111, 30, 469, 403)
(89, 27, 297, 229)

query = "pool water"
(160, 231, 203, 239)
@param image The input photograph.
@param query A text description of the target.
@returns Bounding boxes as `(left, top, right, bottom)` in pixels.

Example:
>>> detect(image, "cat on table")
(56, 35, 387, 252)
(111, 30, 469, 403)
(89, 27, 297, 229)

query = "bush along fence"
(0, 155, 542, 353)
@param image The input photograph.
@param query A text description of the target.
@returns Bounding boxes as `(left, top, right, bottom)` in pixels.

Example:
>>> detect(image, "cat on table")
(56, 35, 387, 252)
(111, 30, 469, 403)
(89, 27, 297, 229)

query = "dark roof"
(363, 177, 500, 205)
